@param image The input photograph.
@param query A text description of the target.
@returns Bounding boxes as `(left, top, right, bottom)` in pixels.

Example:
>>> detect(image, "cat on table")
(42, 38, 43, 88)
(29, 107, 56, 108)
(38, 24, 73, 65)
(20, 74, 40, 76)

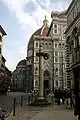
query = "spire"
(43, 15, 48, 27)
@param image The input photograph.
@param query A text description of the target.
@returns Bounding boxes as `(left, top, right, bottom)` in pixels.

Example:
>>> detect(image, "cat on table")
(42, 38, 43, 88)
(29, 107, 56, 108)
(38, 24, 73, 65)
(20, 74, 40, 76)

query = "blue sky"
(0, 0, 71, 71)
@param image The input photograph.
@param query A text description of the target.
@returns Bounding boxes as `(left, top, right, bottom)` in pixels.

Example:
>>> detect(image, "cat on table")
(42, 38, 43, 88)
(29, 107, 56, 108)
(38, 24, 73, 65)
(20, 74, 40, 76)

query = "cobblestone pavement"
(5, 105, 78, 120)
(5, 105, 44, 120)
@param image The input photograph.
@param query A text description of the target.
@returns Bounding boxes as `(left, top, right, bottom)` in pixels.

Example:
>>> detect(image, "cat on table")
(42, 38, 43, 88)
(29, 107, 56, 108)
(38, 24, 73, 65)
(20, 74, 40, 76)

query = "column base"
(29, 97, 51, 107)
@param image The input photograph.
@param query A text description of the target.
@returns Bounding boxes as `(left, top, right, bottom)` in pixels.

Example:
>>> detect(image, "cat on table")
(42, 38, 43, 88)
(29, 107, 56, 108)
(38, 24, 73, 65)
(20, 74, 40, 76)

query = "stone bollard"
(28, 96, 30, 105)
(21, 95, 23, 107)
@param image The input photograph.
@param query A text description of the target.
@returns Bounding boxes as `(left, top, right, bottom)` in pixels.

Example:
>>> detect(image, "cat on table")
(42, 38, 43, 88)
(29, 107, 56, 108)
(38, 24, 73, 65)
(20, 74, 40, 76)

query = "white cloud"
(1, 0, 71, 71)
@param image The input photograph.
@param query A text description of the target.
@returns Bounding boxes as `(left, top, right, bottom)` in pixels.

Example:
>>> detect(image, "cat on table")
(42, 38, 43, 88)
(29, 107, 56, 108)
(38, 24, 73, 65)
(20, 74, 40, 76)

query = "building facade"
(27, 17, 53, 90)
(0, 25, 12, 94)
(65, 0, 80, 89)
(27, 12, 67, 90)
(11, 59, 27, 91)
(48, 11, 67, 89)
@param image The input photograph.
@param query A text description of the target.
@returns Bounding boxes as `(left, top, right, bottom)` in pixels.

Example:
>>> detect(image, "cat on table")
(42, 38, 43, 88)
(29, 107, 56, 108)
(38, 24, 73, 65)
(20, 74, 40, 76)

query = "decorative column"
(30, 44, 50, 106)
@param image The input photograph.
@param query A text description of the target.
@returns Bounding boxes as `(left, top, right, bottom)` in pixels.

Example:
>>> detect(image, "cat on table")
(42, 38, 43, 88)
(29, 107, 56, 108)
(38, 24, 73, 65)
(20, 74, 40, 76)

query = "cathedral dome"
(27, 16, 50, 50)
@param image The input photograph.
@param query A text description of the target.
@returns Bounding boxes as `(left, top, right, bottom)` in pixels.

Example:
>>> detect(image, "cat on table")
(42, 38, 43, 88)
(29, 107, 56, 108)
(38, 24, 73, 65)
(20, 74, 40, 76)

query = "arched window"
(44, 70, 50, 77)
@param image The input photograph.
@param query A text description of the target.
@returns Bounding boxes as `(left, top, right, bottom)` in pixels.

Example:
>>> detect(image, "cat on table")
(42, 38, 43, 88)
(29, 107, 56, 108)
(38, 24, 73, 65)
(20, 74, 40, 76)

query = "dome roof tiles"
(27, 17, 50, 50)
(28, 26, 49, 50)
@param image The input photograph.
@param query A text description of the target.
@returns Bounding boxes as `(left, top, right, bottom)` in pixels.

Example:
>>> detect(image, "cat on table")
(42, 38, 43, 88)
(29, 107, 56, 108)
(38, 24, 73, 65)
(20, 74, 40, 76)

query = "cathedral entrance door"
(44, 70, 50, 90)
(44, 80, 49, 89)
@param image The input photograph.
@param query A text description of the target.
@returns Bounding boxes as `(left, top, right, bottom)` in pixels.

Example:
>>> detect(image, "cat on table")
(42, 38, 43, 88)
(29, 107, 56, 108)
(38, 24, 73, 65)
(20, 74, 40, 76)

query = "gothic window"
(44, 70, 49, 77)
(36, 42, 38, 47)
(55, 67, 58, 74)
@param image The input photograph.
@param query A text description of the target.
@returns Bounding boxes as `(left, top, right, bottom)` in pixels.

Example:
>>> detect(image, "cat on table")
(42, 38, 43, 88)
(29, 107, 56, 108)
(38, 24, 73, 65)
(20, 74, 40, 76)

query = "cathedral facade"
(49, 11, 67, 89)
(27, 11, 67, 90)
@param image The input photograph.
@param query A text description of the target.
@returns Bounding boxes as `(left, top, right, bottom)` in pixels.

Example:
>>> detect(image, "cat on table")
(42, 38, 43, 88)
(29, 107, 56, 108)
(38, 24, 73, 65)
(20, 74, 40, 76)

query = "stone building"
(65, 0, 80, 89)
(11, 59, 27, 91)
(27, 12, 67, 90)
(47, 11, 67, 89)
(0, 25, 12, 94)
